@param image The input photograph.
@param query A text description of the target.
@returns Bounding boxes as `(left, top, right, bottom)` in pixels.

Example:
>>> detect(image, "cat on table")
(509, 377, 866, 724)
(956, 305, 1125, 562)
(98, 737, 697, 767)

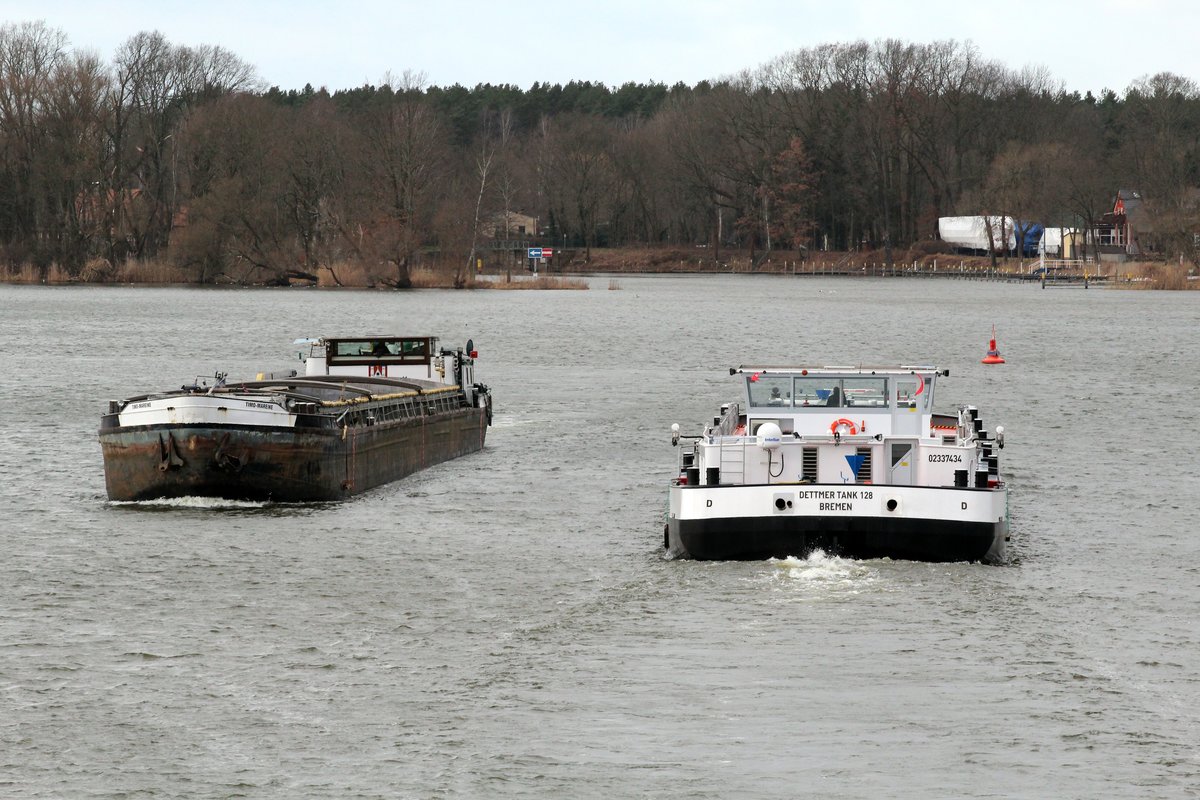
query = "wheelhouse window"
(334, 340, 388, 357)
(896, 376, 932, 410)
(327, 338, 431, 364)
(794, 376, 843, 407)
(746, 375, 794, 407)
(843, 377, 888, 408)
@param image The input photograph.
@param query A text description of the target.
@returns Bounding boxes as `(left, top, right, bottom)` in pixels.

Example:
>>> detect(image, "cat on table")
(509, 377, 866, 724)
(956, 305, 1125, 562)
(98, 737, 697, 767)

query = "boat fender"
(830, 418, 858, 436)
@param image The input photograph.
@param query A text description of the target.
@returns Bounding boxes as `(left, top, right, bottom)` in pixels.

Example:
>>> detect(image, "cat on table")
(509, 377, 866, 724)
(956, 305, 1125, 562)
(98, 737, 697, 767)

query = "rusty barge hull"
(100, 407, 488, 502)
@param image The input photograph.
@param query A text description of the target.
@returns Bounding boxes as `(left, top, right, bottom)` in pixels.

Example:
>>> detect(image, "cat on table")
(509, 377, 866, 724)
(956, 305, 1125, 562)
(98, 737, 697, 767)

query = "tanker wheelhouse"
(666, 365, 1008, 563)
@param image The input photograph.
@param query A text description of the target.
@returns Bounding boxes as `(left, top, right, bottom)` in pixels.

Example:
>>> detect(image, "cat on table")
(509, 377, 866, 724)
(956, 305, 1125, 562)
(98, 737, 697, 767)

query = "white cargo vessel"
(666, 365, 1008, 563)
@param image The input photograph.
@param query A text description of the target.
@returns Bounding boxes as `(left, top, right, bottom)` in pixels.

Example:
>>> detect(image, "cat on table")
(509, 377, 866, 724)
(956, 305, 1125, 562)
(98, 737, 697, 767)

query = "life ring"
(830, 418, 858, 436)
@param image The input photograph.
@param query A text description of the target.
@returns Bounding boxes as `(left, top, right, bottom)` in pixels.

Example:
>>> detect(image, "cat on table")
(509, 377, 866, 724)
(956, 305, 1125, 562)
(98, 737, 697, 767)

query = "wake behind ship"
(99, 335, 492, 502)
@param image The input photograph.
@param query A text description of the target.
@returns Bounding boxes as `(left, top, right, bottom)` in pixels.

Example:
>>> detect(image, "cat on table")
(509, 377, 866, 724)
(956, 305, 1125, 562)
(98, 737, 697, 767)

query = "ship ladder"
(717, 438, 746, 485)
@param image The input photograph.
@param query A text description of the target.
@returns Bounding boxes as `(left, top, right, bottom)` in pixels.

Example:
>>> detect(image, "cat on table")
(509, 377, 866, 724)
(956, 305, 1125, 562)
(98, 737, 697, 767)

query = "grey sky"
(1, 0, 1192, 95)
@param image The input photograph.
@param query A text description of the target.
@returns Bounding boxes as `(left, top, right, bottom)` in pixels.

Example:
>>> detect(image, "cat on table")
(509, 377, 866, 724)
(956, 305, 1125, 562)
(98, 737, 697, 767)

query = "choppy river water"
(1, 275, 1197, 798)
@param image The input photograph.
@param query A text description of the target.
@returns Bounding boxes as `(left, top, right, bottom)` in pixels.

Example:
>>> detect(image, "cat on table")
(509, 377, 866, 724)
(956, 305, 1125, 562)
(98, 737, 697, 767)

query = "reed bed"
(1118, 263, 1197, 290)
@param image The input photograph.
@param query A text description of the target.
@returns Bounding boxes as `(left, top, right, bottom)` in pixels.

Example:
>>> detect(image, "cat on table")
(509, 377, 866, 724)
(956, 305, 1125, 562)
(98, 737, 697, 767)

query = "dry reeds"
(406, 267, 449, 288)
(318, 261, 373, 287)
(1148, 264, 1193, 290)
(2, 262, 73, 283)
(115, 259, 189, 284)
(1120, 263, 1197, 290)
(482, 275, 588, 290)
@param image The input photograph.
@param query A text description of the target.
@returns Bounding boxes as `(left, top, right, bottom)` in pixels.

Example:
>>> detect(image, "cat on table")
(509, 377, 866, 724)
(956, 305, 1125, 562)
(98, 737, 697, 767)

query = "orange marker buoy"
(981, 325, 1005, 364)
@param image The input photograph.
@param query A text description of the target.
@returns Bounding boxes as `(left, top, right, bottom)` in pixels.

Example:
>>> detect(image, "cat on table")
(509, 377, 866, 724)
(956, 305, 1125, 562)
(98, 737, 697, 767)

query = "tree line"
(3, 21, 1200, 285)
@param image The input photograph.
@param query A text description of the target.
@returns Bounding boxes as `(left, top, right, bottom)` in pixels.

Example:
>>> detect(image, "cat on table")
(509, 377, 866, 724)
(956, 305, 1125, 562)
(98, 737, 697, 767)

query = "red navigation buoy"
(981, 325, 1005, 364)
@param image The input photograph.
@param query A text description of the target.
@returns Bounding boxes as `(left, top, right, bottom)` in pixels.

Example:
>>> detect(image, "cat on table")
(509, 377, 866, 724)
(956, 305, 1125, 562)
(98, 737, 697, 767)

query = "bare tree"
(358, 71, 448, 287)
(539, 113, 616, 262)
(0, 21, 69, 266)
(43, 50, 111, 271)
(466, 109, 509, 283)
(1121, 72, 1200, 261)
(107, 31, 258, 262)
(172, 94, 296, 283)
(281, 95, 346, 280)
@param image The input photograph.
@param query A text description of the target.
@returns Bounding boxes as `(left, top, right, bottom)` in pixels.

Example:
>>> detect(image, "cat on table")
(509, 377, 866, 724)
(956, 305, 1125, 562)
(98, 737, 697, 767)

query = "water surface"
(1, 277, 1197, 798)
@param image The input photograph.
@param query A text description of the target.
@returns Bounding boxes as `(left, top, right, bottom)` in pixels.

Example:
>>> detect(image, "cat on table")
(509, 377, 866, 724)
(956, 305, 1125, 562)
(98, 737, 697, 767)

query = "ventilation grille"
(802, 447, 819, 482)
(855, 447, 872, 482)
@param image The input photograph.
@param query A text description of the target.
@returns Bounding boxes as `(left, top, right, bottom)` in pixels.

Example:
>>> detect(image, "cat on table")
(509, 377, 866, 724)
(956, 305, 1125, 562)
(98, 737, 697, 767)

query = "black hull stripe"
(673, 482, 1003, 495)
(669, 515, 1004, 563)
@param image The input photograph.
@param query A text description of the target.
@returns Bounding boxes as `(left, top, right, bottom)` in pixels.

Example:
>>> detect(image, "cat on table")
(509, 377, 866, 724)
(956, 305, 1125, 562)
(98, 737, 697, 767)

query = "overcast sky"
(2, 0, 1194, 96)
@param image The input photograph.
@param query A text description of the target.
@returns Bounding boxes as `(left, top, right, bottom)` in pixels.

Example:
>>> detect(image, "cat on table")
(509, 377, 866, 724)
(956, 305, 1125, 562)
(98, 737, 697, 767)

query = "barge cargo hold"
(99, 335, 492, 502)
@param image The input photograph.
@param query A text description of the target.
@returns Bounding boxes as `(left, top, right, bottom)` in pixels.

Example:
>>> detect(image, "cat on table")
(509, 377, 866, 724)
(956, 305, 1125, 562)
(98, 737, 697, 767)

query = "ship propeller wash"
(100, 335, 492, 502)
(666, 365, 1008, 563)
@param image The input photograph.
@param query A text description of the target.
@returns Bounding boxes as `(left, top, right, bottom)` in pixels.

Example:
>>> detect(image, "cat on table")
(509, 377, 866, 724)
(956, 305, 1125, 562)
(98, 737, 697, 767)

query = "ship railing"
(688, 434, 757, 486)
(713, 402, 741, 436)
(332, 385, 469, 428)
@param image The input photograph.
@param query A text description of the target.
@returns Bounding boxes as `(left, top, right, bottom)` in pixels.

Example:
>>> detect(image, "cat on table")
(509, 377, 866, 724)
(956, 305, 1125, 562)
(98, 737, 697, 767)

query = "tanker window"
(794, 377, 842, 407)
(843, 377, 888, 407)
(897, 377, 932, 410)
(747, 376, 793, 407)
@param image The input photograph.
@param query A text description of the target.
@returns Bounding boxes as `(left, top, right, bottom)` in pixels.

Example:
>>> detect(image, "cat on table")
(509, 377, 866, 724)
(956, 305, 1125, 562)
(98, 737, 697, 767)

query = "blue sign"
(844, 454, 866, 475)
(527, 247, 543, 259)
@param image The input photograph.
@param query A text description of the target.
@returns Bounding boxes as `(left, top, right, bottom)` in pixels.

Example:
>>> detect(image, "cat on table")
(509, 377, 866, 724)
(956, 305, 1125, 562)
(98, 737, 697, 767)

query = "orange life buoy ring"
(830, 418, 858, 436)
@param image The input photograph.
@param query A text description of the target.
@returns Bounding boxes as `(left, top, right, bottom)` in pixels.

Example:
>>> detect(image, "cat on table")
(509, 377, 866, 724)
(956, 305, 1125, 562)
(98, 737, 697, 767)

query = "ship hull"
(100, 407, 488, 502)
(667, 484, 1007, 563)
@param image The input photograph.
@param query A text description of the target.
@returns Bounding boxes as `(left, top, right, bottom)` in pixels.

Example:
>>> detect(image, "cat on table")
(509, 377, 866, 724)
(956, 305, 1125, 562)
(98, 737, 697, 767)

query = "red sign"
(542, 248, 553, 258)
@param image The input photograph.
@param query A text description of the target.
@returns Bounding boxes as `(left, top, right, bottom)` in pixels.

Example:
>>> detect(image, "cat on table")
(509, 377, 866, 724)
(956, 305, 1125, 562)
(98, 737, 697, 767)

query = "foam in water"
(106, 496, 271, 510)
(488, 414, 532, 428)
(766, 549, 877, 588)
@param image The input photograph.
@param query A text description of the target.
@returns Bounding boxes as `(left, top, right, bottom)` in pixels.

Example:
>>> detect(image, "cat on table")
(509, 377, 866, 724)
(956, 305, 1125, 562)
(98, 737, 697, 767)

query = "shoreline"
(3, 249, 1193, 290)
